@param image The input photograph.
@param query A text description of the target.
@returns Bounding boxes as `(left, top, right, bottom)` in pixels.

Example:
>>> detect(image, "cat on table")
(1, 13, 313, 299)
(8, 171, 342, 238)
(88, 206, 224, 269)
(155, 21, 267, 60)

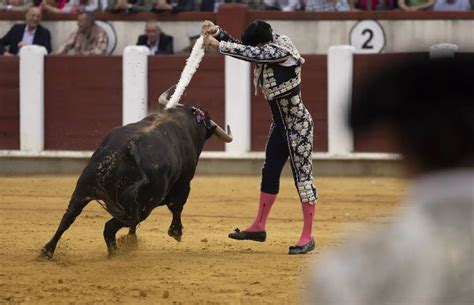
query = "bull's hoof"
(107, 247, 117, 258)
(40, 247, 54, 259)
(168, 229, 182, 242)
(128, 234, 138, 246)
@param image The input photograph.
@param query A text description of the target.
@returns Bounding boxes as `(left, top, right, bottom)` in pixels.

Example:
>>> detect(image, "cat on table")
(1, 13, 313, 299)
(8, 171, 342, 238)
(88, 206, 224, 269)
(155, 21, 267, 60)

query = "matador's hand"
(204, 35, 219, 50)
(202, 20, 218, 36)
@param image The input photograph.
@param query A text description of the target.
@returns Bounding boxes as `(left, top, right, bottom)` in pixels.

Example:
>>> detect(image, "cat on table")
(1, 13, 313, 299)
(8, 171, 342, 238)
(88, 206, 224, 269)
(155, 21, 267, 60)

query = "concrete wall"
(0, 152, 403, 176)
(270, 20, 474, 54)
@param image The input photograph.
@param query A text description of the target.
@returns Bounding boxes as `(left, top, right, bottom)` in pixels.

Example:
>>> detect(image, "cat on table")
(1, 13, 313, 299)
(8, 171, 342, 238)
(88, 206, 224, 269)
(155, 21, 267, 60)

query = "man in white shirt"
(0, 6, 51, 55)
(136, 21, 173, 55)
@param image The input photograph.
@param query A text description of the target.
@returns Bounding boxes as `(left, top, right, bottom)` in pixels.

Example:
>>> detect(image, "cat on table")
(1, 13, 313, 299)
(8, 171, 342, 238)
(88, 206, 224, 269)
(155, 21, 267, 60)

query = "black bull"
(41, 89, 232, 258)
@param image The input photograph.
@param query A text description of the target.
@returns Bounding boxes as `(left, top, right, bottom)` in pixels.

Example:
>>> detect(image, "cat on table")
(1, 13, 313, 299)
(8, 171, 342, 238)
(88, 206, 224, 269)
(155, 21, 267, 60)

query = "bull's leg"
(165, 181, 190, 242)
(167, 204, 184, 242)
(41, 197, 91, 258)
(127, 225, 138, 246)
(128, 225, 137, 236)
(103, 218, 126, 257)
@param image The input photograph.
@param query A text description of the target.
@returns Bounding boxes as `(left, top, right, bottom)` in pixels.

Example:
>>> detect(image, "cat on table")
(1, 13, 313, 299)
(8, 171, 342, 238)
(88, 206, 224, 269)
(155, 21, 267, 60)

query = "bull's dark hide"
(41, 104, 224, 258)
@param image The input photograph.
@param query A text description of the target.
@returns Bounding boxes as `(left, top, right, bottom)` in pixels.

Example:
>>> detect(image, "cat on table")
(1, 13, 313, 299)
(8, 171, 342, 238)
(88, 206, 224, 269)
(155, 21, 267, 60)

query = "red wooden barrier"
(0, 57, 19, 149)
(5, 51, 468, 153)
(44, 56, 122, 150)
(251, 55, 328, 152)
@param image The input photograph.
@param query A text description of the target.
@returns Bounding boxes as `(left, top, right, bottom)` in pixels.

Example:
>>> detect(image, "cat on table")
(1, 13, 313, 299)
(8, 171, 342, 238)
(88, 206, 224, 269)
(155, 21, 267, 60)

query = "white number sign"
(349, 20, 385, 54)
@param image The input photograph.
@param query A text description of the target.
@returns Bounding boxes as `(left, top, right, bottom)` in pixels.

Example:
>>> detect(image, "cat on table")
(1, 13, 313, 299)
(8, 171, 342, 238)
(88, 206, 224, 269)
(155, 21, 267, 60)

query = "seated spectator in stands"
(39, 0, 67, 13)
(152, 0, 194, 12)
(178, 28, 217, 55)
(41, 0, 98, 13)
(398, 0, 434, 10)
(0, 0, 32, 12)
(136, 21, 173, 55)
(263, 0, 301, 10)
(263, 0, 301, 12)
(178, 28, 199, 54)
(106, 0, 153, 12)
(200, 0, 242, 12)
(54, 12, 107, 55)
(433, 0, 471, 10)
(97, 0, 106, 10)
(63, 0, 99, 12)
(305, 0, 351, 11)
(0, 6, 51, 55)
(348, 0, 395, 10)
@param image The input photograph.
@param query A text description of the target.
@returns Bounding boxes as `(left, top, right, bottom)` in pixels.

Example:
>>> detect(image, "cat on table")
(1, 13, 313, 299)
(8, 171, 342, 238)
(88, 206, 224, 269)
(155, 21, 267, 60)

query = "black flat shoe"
(228, 228, 266, 242)
(288, 238, 316, 255)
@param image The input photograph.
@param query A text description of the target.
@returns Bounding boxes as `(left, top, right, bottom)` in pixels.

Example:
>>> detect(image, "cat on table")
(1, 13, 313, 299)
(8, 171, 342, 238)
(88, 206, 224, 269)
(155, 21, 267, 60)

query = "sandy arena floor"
(0, 175, 406, 304)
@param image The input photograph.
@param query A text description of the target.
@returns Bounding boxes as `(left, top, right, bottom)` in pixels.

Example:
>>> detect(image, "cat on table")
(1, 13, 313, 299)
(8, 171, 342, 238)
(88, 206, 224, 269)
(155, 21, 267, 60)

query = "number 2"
(362, 29, 374, 49)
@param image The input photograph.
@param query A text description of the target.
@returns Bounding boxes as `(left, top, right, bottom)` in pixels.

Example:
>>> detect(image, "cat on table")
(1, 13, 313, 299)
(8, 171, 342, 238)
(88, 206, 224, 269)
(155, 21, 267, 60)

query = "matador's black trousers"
(260, 89, 317, 204)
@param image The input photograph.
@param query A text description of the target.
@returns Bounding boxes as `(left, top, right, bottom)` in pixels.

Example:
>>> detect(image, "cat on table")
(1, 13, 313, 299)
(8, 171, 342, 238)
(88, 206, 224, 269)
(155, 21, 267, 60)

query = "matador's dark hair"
(241, 20, 273, 47)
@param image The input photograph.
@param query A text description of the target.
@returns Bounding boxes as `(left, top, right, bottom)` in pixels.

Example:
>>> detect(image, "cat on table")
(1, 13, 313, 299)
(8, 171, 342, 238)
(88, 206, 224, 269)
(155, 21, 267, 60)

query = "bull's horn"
(158, 85, 177, 105)
(210, 120, 233, 143)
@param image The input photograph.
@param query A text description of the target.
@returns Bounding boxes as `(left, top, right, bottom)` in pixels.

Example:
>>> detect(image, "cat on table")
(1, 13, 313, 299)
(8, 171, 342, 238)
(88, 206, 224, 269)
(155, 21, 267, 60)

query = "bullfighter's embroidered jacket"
(214, 28, 305, 100)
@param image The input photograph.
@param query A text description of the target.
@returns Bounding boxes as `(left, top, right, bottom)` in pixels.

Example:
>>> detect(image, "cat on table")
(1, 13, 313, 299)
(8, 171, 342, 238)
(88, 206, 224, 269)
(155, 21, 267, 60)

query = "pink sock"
(296, 203, 316, 246)
(245, 192, 277, 232)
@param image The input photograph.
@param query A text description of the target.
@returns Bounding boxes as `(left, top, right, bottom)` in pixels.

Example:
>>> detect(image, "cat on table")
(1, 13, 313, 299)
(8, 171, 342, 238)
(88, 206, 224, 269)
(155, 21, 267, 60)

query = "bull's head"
(158, 85, 233, 143)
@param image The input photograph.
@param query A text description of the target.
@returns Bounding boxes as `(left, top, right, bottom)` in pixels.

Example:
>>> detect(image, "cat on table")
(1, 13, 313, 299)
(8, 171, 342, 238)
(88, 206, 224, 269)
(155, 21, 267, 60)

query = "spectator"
(63, 0, 99, 12)
(0, 6, 51, 55)
(152, 0, 194, 12)
(41, 0, 98, 13)
(308, 58, 474, 305)
(178, 28, 217, 55)
(305, 0, 351, 11)
(263, 0, 301, 10)
(200, 0, 242, 12)
(97, 0, 106, 10)
(0, 0, 32, 12)
(398, 0, 434, 10)
(433, 0, 471, 10)
(106, 0, 153, 12)
(55, 12, 107, 55)
(40, 0, 67, 13)
(136, 21, 173, 55)
(348, 0, 396, 10)
(177, 28, 199, 54)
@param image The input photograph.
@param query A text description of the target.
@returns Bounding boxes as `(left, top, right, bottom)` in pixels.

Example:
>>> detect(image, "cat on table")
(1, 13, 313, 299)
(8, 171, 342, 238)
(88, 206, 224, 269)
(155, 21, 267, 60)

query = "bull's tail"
(118, 139, 150, 225)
